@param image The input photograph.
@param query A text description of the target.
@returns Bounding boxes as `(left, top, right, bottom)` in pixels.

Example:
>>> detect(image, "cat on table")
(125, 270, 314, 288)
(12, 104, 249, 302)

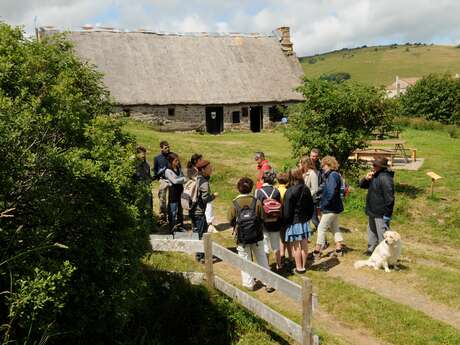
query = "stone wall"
(115, 103, 290, 132)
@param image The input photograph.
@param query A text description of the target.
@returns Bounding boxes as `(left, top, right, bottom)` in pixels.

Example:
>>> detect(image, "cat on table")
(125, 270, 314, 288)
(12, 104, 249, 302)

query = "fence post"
(301, 278, 313, 345)
(203, 233, 214, 289)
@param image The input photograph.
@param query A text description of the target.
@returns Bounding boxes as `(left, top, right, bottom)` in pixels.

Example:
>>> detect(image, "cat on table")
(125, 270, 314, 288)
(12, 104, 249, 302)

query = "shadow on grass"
(395, 182, 424, 199)
(126, 268, 291, 345)
(308, 257, 341, 272)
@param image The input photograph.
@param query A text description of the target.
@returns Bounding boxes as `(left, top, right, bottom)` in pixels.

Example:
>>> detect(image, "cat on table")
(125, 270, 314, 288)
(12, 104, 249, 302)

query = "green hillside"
(300, 44, 460, 86)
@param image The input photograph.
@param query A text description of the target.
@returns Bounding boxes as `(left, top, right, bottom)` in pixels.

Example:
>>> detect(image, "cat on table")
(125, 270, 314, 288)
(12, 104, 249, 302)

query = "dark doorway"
(232, 111, 240, 124)
(250, 106, 263, 132)
(205, 106, 224, 134)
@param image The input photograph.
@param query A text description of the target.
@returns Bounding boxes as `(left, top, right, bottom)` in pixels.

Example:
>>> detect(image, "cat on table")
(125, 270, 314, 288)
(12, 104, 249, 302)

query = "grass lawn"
(300, 44, 460, 86)
(127, 119, 460, 344)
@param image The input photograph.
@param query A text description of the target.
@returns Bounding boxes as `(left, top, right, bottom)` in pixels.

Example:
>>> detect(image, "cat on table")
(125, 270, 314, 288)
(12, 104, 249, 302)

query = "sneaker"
(313, 250, 321, 261)
(265, 286, 275, 293)
(294, 268, 306, 274)
(335, 248, 343, 257)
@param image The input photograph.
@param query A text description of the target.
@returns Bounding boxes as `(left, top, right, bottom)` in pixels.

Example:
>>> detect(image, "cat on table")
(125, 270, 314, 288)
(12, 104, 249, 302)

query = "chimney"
(276, 26, 294, 55)
(396, 76, 400, 96)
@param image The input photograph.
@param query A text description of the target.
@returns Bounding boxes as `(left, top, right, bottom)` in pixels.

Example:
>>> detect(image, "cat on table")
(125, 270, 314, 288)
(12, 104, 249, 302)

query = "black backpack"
(233, 197, 262, 245)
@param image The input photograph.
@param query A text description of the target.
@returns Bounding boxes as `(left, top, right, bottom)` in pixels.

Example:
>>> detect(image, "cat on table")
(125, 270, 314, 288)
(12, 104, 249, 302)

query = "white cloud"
(1, 0, 460, 55)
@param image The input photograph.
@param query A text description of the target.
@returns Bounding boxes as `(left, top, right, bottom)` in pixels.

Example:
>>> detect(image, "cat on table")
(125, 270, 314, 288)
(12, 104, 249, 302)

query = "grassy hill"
(300, 44, 460, 86)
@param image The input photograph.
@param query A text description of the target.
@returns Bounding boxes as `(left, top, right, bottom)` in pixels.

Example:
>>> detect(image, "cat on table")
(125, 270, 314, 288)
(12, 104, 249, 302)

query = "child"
(283, 168, 314, 273)
(277, 172, 293, 268)
(228, 177, 274, 292)
(255, 170, 282, 270)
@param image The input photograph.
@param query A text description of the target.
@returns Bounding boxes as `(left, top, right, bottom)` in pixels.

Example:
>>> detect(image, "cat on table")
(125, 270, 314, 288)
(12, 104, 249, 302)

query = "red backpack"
(259, 188, 282, 222)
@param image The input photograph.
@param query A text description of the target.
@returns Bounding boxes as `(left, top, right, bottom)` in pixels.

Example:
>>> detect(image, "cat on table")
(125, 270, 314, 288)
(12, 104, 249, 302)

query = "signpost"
(426, 171, 442, 197)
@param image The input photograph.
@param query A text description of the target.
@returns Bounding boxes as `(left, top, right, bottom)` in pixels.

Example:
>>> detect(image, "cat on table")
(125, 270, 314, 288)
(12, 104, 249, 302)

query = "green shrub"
(400, 73, 460, 124)
(285, 78, 394, 174)
(0, 23, 149, 343)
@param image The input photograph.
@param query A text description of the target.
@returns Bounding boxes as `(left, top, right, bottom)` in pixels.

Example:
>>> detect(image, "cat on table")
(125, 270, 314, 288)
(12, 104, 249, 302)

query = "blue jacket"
(320, 170, 344, 214)
(153, 153, 169, 179)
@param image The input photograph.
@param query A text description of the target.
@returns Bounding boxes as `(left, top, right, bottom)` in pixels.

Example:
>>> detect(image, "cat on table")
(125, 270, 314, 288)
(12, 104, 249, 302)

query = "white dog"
(354, 231, 402, 272)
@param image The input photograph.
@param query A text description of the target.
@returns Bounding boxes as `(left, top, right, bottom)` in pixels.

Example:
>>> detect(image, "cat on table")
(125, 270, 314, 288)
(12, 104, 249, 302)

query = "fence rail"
(150, 233, 318, 345)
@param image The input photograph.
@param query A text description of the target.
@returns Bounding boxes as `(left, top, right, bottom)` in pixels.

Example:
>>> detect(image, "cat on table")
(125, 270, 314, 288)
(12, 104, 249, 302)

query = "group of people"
(135, 141, 218, 260)
(135, 141, 395, 292)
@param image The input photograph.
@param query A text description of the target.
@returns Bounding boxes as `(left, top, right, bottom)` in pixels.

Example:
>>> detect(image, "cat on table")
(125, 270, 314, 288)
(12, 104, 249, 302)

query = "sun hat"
(196, 159, 210, 169)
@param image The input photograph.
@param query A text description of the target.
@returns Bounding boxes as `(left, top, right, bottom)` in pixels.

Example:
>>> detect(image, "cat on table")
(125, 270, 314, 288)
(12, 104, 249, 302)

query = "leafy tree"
(285, 78, 393, 173)
(399, 73, 460, 124)
(0, 23, 149, 343)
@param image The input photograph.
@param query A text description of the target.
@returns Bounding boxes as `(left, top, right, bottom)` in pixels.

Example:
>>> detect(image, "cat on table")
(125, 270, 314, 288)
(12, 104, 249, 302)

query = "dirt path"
(213, 260, 388, 345)
(323, 258, 460, 331)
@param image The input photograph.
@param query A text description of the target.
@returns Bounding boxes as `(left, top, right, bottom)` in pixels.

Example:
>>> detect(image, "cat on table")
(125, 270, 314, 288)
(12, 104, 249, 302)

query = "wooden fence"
(150, 233, 319, 345)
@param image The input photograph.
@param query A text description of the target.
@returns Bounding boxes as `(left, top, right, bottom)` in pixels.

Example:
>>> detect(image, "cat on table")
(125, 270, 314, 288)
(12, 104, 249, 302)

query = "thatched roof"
(43, 28, 304, 105)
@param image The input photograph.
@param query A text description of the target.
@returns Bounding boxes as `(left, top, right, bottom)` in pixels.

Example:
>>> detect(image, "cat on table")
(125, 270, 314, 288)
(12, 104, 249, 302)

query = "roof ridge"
(39, 26, 275, 38)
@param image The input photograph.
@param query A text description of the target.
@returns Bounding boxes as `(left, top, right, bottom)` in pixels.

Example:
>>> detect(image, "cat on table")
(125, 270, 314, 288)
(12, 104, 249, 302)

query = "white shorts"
(263, 230, 280, 254)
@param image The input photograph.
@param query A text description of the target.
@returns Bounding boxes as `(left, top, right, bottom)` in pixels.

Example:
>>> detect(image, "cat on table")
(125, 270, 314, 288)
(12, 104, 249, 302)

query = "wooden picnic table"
(367, 139, 410, 162)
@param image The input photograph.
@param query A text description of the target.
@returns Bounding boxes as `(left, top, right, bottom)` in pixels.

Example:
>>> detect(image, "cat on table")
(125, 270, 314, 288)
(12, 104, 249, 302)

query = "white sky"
(1, 0, 459, 56)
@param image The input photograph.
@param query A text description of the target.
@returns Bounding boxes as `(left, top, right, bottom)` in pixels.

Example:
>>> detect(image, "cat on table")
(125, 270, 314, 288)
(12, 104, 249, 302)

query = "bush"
(0, 23, 149, 343)
(399, 73, 460, 124)
(284, 79, 393, 174)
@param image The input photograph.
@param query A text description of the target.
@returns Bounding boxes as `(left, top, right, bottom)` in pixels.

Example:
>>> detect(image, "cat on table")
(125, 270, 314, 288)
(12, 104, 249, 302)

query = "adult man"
(359, 157, 395, 255)
(255, 152, 272, 190)
(310, 148, 321, 172)
(153, 141, 171, 222)
(134, 146, 153, 230)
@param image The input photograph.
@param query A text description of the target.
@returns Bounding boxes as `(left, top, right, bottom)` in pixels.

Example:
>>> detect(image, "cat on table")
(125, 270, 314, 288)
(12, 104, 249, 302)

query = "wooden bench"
(351, 149, 399, 165)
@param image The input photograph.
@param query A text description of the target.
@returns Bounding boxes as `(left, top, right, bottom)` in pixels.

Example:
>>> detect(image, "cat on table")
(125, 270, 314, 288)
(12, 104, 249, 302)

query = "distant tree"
(400, 74, 460, 124)
(284, 79, 394, 173)
(319, 72, 351, 83)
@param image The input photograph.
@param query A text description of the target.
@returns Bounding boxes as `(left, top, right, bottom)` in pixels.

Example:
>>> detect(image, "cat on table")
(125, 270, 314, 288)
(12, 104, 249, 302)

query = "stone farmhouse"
(386, 76, 420, 98)
(39, 26, 304, 134)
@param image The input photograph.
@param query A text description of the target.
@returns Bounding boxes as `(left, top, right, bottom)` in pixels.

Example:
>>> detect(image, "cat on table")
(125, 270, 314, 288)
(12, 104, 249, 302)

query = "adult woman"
(191, 160, 218, 261)
(300, 156, 320, 231)
(283, 168, 314, 273)
(164, 153, 186, 233)
(314, 156, 344, 258)
(186, 153, 203, 179)
(186, 153, 217, 233)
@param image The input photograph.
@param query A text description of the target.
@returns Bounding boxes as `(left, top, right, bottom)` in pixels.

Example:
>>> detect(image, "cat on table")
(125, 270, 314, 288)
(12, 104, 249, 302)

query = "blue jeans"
(191, 212, 208, 260)
(168, 202, 183, 232)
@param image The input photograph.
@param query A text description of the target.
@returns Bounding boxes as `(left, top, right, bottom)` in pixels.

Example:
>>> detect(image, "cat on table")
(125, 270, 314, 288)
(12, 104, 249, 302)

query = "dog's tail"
(354, 260, 369, 269)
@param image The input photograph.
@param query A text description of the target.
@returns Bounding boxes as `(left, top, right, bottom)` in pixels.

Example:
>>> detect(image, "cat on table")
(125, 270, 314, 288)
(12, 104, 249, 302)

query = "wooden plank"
(212, 242, 302, 301)
(150, 236, 203, 253)
(203, 233, 214, 289)
(368, 139, 405, 145)
(301, 278, 313, 345)
(214, 276, 303, 344)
